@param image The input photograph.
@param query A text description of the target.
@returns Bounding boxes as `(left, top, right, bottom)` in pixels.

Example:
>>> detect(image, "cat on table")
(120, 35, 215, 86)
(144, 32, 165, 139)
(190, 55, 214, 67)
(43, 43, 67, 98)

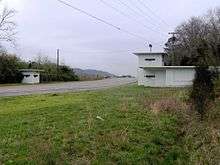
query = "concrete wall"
(166, 68, 195, 87)
(137, 68, 146, 86)
(138, 54, 163, 67)
(138, 69, 166, 87)
(21, 72, 40, 84)
(138, 68, 195, 87)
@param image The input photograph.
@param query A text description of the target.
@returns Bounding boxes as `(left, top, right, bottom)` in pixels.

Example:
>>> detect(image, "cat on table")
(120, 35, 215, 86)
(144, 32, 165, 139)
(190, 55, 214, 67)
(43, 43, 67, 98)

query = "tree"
(0, 52, 23, 83)
(0, 2, 16, 46)
(190, 41, 216, 120)
(165, 8, 220, 66)
(29, 54, 79, 82)
(165, 8, 220, 120)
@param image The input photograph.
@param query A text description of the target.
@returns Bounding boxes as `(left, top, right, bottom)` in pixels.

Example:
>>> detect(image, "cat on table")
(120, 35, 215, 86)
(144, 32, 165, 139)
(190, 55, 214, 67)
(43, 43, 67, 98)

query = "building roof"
(140, 66, 196, 69)
(134, 52, 167, 56)
(19, 69, 44, 72)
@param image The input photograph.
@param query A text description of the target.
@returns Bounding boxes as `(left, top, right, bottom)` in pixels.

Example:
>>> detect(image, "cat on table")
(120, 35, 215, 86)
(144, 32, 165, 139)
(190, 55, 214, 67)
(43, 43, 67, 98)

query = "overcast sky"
(1, 0, 220, 76)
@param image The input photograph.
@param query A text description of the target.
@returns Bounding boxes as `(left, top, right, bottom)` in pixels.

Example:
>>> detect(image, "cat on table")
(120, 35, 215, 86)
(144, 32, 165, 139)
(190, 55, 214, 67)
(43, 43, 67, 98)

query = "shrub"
(190, 66, 216, 120)
(189, 40, 218, 120)
(29, 56, 79, 83)
(59, 65, 79, 82)
(0, 53, 24, 83)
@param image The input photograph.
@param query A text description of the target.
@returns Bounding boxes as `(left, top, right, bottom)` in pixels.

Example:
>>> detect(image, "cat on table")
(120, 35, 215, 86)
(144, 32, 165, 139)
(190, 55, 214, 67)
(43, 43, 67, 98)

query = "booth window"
(145, 58, 155, 61)
(145, 75, 155, 78)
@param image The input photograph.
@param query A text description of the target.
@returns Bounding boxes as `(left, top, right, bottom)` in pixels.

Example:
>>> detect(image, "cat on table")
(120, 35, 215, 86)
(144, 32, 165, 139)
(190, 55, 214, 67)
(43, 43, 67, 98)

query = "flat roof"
(140, 66, 196, 69)
(134, 52, 167, 56)
(19, 69, 44, 72)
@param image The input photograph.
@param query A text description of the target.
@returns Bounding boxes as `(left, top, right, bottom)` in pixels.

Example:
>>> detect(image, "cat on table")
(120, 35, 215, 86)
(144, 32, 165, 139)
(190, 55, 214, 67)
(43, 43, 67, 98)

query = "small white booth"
(20, 69, 43, 84)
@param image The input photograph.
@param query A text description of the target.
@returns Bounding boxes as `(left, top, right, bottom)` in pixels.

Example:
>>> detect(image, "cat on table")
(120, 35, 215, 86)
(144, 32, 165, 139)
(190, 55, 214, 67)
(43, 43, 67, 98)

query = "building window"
(34, 75, 38, 78)
(145, 75, 155, 78)
(24, 75, 30, 77)
(145, 58, 155, 61)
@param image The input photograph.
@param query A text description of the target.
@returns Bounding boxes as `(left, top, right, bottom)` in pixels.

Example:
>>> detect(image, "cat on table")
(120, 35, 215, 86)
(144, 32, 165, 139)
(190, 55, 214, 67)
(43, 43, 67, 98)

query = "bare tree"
(205, 8, 220, 64)
(0, 2, 16, 46)
(165, 7, 220, 66)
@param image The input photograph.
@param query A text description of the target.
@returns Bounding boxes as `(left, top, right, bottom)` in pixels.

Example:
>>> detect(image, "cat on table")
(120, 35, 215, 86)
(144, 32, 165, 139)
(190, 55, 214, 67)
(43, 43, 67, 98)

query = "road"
(0, 78, 137, 97)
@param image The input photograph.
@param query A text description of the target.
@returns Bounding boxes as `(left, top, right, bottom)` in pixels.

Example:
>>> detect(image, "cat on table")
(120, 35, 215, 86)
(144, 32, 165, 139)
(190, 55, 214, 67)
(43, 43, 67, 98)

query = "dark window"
(34, 75, 38, 78)
(145, 58, 155, 61)
(145, 75, 155, 78)
(24, 75, 30, 77)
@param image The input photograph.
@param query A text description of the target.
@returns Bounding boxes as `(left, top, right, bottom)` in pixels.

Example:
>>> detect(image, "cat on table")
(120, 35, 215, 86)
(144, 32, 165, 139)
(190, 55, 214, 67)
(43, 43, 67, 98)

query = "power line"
(57, 0, 120, 30)
(136, 0, 170, 27)
(127, 0, 164, 28)
(116, 0, 167, 36)
(99, 0, 131, 20)
(99, 0, 166, 38)
(127, 0, 169, 33)
(56, 0, 158, 44)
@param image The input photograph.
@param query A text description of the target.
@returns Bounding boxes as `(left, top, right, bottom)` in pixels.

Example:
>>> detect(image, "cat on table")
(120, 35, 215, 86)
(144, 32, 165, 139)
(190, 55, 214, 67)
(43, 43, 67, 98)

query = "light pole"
(57, 49, 60, 80)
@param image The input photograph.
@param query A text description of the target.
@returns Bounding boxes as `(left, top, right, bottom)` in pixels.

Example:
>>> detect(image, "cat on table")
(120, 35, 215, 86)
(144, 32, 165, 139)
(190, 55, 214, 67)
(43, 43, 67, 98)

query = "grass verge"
(0, 85, 219, 164)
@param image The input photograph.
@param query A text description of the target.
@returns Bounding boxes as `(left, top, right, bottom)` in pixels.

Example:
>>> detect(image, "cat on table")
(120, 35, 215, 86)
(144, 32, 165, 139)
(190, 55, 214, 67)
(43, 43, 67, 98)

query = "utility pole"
(56, 49, 60, 80)
(168, 32, 178, 65)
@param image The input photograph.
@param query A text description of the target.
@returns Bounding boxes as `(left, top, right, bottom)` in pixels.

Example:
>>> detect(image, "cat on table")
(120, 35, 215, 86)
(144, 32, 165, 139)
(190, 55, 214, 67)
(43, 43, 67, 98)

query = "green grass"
(0, 85, 219, 164)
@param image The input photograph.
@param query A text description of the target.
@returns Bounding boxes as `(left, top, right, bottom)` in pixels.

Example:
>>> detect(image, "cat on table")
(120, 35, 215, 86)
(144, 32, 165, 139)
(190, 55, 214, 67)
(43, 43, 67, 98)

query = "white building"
(20, 69, 43, 84)
(134, 52, 196, 87)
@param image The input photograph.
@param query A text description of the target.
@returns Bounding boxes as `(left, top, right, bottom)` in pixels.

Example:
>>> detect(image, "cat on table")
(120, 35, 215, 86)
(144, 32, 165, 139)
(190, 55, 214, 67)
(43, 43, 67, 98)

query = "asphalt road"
(0, 78, 137, 97)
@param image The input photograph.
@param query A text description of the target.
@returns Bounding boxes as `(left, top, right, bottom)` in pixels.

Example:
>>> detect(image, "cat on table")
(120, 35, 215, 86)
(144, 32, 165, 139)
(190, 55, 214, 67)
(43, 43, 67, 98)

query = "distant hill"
(73, 68, 116, 80)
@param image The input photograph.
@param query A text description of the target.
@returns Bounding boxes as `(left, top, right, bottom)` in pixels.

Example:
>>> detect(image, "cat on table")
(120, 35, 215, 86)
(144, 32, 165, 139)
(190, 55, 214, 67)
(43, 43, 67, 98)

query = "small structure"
(134, 52, 196, 87)
(20, 69, 43, 84)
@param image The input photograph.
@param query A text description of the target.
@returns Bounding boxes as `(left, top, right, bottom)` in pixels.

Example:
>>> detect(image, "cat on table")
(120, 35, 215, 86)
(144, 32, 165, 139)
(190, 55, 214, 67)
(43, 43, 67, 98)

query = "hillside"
(73, 68, 116, 80)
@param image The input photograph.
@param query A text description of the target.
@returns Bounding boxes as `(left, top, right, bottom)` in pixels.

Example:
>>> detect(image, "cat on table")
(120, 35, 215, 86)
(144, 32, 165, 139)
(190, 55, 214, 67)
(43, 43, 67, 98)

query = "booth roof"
(19, 69, 44, 72)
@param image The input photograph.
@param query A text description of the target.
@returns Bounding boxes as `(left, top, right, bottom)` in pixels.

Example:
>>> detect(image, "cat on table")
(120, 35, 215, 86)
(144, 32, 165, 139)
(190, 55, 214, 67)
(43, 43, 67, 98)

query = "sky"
(1, 0, 220, 76)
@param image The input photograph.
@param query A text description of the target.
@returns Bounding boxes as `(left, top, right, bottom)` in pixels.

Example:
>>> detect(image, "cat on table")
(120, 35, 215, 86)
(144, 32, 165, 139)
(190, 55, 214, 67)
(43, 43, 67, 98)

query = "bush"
(190, 66, 216, 120)
(39, 65, 79, 83)
(189, 40, 218, 120)
(0, 53, 24, 84)
(29, 56, 79, 83)
(59, 65, 79, 82)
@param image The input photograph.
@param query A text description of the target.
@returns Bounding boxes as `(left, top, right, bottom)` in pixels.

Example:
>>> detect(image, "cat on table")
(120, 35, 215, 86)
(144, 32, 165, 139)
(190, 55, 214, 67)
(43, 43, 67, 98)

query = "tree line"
(0, 52, 79, 84)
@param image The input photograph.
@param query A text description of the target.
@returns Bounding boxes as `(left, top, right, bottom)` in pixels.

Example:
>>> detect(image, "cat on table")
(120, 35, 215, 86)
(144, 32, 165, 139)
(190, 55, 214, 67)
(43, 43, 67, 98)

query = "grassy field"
(0, 85, 219, 164)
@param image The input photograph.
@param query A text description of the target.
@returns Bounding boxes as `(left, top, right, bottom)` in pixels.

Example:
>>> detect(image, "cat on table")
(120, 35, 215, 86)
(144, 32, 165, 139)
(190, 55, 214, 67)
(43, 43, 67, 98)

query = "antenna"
(149, 44, 152, 52)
